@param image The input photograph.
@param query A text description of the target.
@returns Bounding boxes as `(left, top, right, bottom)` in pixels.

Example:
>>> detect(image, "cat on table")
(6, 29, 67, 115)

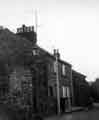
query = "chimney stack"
(16, 24, 37, 44)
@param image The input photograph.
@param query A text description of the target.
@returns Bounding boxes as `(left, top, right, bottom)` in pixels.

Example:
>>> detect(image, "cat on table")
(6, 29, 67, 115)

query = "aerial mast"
(35, 9, 38, 36)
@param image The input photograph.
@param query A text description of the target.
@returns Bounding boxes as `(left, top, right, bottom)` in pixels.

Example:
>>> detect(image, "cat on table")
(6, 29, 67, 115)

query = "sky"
(0, 0, 99, 81)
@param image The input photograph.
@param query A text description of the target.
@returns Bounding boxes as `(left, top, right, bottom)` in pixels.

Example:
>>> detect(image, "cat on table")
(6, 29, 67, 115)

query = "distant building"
(72, 70, 90, 106)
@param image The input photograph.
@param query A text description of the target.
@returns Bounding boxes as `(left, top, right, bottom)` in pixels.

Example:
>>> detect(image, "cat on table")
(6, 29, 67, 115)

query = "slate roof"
(72, 69, 86, 78)
(36, 45, 72, 67)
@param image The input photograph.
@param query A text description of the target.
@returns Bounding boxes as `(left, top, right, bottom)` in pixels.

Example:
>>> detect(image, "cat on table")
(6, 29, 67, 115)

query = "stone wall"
(7, 66, 33, 108)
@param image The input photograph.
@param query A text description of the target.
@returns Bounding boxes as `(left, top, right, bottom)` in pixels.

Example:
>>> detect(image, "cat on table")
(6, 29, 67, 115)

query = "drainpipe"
(70, 68, 74, 109)
(54, 49, 61, 115)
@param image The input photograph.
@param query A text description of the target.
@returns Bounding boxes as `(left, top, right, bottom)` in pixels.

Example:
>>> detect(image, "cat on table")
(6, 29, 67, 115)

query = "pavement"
(65, 106, 84, 113)
(44, 106, 84, 120)
(71, 107, 84, 112)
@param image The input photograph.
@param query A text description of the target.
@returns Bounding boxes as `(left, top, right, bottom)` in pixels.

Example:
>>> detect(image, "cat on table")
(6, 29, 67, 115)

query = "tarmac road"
(0, 104, 99, 120)
(45, 108, 99, 120)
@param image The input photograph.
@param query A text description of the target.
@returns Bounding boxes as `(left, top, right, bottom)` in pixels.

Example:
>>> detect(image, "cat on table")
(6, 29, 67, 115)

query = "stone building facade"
(16, 25, 73, 114)
(0, 25, 73, 117)
(34, 47, 73, 113)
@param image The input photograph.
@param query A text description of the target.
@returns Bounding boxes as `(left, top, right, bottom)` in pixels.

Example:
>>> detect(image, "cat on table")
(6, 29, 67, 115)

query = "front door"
(62, 86, 71, 112)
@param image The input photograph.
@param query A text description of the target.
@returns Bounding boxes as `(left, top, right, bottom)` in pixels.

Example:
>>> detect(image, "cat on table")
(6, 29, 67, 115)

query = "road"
(45, 108, 99, 120)
(0, 104, 99, 120)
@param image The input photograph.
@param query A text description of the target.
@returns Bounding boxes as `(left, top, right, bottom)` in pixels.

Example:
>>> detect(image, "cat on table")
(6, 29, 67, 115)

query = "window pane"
(62, 64, 66, 75)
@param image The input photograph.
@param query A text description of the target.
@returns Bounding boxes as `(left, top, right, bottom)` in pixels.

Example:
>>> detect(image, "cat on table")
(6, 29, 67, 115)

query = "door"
(62, 86, 71, 112)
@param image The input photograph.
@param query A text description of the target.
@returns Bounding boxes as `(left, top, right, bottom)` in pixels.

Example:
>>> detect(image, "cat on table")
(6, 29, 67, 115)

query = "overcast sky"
(0, 0, 99, 81)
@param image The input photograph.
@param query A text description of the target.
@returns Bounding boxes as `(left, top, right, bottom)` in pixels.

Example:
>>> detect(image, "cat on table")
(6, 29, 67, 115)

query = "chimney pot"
(53, 49, 60, 59)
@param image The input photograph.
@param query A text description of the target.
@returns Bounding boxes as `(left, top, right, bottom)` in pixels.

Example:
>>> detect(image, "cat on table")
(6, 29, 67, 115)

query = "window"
(62, 86, 66, 97)
(0, 87, 7, 97)
(48, 63, 51, 73)
(62, 64, 66, 76)
(66, 87, 70, 97)
(53, 61, 57, 73)
(32, 49, 39, 56)
(48, 86, 53, 96)
(62, 86, 70, 98)
(49, 63, 55, 73)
